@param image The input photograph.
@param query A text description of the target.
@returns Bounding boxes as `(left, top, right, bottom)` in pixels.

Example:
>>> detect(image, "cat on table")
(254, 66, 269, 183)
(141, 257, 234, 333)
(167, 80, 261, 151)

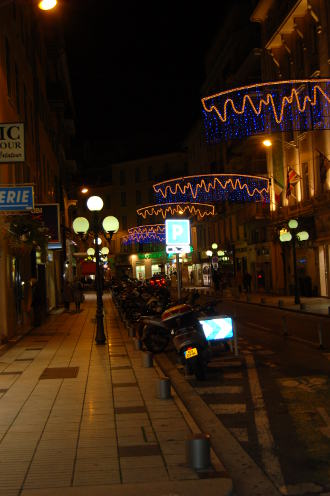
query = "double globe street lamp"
(279, 219, 309, 305)
(73, 195, 119, 345)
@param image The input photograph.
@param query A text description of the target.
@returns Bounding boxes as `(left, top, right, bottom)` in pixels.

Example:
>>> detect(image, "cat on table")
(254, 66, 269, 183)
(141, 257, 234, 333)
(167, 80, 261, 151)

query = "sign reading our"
(165, 219, 190, 246)
(0, 123, 25, 163)
(0, 186, 34, 211)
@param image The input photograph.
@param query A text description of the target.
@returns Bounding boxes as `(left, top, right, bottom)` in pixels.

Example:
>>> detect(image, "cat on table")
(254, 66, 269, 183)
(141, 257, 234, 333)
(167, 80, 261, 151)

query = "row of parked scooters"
(110, 278, 231, 380)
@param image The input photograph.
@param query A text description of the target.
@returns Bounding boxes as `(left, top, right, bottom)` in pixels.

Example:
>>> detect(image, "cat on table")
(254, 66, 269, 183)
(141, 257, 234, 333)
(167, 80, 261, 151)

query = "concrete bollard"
(278, 299, 284, 308)
(156, 377, 171, 399)
(186, 433, 211, 470)
(133, 337, 142, 351)
(318, 323, 325, 349)
(282, 315, 288, 336)
(141, 351, 153, 368)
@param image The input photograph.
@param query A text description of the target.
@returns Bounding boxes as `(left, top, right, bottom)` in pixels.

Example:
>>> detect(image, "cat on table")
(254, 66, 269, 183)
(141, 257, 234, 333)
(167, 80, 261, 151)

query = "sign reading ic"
(165, 219, 190, 246)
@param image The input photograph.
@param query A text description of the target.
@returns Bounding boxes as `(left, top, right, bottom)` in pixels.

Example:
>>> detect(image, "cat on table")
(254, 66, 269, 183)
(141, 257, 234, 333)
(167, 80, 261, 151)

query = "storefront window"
(136, 265, 145, 280)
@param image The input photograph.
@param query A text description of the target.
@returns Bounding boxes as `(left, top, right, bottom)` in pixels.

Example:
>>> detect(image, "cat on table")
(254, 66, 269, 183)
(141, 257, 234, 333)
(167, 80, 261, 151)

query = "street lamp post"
(73, 195, 119, 344)
(279, 219, 309, 305)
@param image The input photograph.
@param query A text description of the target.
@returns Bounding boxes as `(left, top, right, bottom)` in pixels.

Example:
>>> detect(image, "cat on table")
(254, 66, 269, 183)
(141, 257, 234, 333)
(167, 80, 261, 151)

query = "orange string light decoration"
(136, 202, 215, 220)
(202, 79, 330, 123)
(201, 79, 330, 142)
(153, 174, 270, 202)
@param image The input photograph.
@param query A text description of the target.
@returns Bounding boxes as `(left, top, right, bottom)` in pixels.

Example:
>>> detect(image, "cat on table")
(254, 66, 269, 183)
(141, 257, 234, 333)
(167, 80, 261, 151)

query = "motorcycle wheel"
(142, 326, 169, 353)
(184, 355, 206, 381)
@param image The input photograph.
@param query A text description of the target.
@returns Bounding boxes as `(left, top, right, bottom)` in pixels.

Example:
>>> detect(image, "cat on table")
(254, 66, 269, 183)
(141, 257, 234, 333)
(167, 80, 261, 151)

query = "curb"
(155, 353, 282, 496)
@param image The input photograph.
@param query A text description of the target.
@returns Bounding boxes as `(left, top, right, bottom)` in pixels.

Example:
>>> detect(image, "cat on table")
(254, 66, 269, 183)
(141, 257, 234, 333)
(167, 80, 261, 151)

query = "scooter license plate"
(184, 347, 198, 359)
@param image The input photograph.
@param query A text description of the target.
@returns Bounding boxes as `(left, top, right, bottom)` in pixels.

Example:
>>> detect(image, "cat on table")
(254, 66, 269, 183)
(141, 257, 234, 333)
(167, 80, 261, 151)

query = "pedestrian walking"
(244, 272, 252, 293)
(236, 270, 243, 293)
(72, 278, 84, 313)
(62, 279, 73, 312)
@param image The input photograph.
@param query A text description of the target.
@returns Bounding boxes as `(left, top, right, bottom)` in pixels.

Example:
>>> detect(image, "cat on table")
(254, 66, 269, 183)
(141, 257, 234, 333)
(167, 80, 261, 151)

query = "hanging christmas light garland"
(136, 202, 215, 220)
(122, 224, 166, 244)
(201, 79, 330, 142)
(153, 174, 270, 203)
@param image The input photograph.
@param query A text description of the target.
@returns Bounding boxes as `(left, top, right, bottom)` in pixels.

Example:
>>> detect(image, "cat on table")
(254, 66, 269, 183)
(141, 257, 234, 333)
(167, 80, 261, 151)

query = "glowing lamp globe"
(93, 237, 102, 245)
(87, 196, 103, 212)
(73, 217, 89, 235)
(211, 243, 218, 250)
(102, 216, 119, 233)
(288, 219, 298, 229)
(297, 231, 309, 241)
(87, 248, 95, 256)
(280, 232, 292, 242)
(217, 250, 225, 256)
(206, 250, 212, 257)
(38, 0, 57, 10)
(101, 247, 109, 255)
(262, 139, 272, 147)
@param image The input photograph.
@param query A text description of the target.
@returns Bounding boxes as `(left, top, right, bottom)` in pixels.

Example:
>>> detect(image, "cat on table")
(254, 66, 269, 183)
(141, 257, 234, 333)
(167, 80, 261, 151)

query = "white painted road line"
(223, 372, 243, 379)
(246, 322, 271, 331)
(210, 403, 247, 414)
(229, 427, 249, 443)
(196, 385, 243, 395)
(245, 353, 287, 493)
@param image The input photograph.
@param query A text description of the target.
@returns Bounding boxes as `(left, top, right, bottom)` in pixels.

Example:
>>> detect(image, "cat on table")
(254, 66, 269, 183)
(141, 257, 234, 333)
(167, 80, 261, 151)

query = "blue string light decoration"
(122, 224, 166, 245)
(201, 79, 330, 143)
(153, 174, 270, 203)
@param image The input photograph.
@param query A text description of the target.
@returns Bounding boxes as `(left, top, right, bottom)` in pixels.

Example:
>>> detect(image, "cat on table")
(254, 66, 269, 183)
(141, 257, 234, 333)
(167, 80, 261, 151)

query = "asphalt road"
(166, 296, 330, 495)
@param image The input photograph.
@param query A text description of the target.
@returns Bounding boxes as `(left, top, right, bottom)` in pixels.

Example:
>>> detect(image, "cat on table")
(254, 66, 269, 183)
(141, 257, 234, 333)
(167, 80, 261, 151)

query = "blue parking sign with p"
(165, 219, 190, 246)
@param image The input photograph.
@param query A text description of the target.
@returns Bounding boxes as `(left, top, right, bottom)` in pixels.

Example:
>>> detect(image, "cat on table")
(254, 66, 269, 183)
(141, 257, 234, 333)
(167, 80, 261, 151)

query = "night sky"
(62, 1, 233, 164)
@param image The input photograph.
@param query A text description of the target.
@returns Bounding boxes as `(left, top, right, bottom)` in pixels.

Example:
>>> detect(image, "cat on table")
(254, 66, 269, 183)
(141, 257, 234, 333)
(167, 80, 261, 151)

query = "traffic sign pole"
(176, 253, 181, 300)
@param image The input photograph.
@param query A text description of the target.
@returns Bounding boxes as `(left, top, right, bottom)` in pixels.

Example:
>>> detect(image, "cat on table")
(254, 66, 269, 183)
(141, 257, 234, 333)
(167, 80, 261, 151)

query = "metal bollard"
(156, 377, 171, 399)
(282, 315, 288, 336)
(278, 299, 284, 308)
(128, 326, 135, 338)
(318, 323, 325, 349)
(186, 433, 211, 470)
(246, 294, 251, 303)
(300, 303, 306, 310)
(141, 351, 153, 368)
(133, 337, 142, 350)
(260, 297, 266, 304)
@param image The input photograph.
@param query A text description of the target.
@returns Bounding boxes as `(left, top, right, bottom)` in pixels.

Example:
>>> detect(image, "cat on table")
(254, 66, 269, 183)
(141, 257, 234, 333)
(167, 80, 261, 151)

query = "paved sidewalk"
(185, 286, 330, 317)
(0, 294, 232, 496)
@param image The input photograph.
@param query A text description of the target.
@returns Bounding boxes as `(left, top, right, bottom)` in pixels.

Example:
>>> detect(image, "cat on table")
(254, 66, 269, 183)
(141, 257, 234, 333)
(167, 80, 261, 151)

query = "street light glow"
(38, 0, 57, 10)
(211, 243, 218, 249)
(72, 217, 89, 235)
(87, 196, 104, 212)
(206, 250, 212, 257)
(288, 219, 298, 229)
(81, 187, 89, 194)
(262, 139, 272, 147)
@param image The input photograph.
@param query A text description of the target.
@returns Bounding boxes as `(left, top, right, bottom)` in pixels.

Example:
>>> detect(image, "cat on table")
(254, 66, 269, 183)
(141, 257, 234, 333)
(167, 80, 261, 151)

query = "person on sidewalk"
(244, 271, 252, 293)
(72, 278, 84, 313)
(62, 279, 73, 312)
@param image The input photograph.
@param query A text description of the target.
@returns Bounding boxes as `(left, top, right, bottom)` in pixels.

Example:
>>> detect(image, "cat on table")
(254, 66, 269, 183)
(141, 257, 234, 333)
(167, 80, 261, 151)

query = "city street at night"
(0, 0, 330, 494)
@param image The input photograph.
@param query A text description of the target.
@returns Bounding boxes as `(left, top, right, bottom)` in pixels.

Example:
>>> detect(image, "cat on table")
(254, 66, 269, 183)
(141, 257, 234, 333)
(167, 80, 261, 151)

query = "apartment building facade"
(0, 1, 76, 341)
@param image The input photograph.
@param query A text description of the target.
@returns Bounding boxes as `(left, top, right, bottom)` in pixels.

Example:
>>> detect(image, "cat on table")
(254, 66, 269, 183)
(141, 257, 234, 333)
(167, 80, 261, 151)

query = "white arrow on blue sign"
(0, 186, 34, 211)
(165, 219, 190, 246)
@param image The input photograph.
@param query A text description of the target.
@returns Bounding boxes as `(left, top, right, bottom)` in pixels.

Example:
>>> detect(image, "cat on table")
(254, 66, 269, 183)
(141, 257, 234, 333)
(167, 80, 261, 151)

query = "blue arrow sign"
(0, 186, 34, 211)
